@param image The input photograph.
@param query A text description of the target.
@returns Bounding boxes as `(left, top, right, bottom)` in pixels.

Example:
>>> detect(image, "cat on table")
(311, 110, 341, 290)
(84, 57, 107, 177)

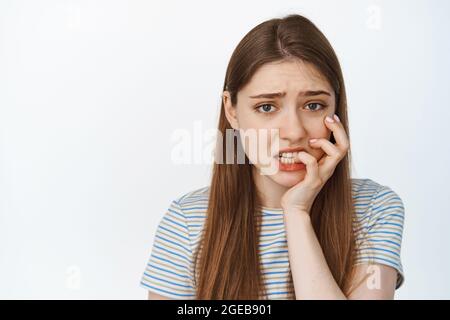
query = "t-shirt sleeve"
(354, 184, 405, 289)
(139, 199, 196, 299)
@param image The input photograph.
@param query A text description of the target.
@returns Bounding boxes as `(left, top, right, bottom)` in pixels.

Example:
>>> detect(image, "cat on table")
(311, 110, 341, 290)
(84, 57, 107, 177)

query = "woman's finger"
(309, 138, 341, 179)
(323, 114, 350, 154)
(295, 151, 321, 187)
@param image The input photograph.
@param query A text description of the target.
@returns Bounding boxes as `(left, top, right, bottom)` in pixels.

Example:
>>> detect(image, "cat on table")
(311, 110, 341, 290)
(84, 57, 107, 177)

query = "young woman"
(140, 14, 405, 300)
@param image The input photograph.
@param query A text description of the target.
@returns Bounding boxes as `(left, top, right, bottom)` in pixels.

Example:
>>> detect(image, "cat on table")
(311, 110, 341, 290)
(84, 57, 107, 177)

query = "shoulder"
(151, 185, 210, 256)
(351, 177, 388, 195)
(171, 185, 210, 216)
(351, 178, 405, 220)
(175, 185, 210, 206)
(159, 186, 210, 232)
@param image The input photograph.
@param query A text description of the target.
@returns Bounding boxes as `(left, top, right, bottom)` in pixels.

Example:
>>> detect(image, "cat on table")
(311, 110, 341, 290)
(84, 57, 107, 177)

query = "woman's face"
(223, 59, 336, 189)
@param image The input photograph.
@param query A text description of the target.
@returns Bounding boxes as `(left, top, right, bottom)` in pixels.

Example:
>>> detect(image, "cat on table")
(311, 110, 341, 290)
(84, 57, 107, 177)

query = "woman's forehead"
(241, 60, 333, 96)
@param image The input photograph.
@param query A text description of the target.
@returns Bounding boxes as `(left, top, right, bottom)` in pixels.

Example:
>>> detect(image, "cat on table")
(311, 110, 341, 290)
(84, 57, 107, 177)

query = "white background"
(1, 0, 449, 299)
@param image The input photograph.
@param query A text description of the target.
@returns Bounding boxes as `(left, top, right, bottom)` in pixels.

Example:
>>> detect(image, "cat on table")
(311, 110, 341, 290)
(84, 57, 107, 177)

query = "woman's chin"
(272, 170, 306, 187)
(252, 159, 307, 187)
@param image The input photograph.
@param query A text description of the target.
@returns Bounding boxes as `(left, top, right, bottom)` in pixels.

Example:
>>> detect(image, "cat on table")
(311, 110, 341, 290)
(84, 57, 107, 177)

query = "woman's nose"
(279, 113, 307, 142)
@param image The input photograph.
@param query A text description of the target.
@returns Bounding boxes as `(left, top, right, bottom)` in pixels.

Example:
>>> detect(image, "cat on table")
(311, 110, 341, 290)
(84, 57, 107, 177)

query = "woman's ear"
(222, 91, 239, 130)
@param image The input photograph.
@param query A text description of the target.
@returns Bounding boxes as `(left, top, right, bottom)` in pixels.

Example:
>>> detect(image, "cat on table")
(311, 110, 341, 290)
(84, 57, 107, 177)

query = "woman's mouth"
(275, 152, 306, 171)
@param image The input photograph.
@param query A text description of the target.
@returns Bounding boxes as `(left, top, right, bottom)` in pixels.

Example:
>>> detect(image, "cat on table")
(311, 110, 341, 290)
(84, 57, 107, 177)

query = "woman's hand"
(280, 114, 350, 214)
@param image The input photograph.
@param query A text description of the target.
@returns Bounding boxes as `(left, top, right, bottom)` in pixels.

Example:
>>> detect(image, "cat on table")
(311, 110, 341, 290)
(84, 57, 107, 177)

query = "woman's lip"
(276, 147, 305, 155)
(275, 158, 306, 171)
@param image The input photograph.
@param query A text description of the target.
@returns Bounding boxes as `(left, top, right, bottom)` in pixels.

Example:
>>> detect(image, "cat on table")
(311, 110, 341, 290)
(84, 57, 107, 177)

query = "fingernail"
(309, 139, 317, 143)
(325, 115, 334, 123)
(333, 114, 340, 122)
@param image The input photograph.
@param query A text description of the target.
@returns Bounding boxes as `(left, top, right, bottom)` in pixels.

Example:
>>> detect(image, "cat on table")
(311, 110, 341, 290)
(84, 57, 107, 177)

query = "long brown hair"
(194, 14, 357, 299)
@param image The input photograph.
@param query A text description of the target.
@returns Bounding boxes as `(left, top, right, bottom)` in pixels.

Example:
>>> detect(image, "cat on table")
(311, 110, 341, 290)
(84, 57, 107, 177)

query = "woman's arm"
(148, 291, 173, 300)
(284, 210, 397, 300)
(346, 263, 397, 299)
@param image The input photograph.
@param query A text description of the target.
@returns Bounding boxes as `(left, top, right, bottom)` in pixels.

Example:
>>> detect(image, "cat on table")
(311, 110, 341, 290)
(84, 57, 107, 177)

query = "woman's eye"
(255, 104, 276, 114)
(305, 102, 325, 111)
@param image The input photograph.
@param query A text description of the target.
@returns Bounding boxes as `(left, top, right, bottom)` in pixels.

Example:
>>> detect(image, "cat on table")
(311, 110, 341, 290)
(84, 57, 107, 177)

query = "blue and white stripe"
(140, 178, 405, 299)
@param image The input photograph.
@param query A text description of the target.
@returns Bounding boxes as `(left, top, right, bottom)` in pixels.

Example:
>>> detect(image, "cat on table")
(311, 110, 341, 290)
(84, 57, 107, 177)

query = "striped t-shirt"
(140, 178, 405, 299)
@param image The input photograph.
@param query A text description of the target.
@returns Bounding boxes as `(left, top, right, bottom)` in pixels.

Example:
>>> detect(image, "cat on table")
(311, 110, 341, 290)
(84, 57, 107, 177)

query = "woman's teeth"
(278, 152, 301, 164)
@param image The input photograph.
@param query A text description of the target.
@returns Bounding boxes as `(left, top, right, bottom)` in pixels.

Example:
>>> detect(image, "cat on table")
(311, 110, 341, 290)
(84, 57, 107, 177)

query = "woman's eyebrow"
(249, 90, 331, 99)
